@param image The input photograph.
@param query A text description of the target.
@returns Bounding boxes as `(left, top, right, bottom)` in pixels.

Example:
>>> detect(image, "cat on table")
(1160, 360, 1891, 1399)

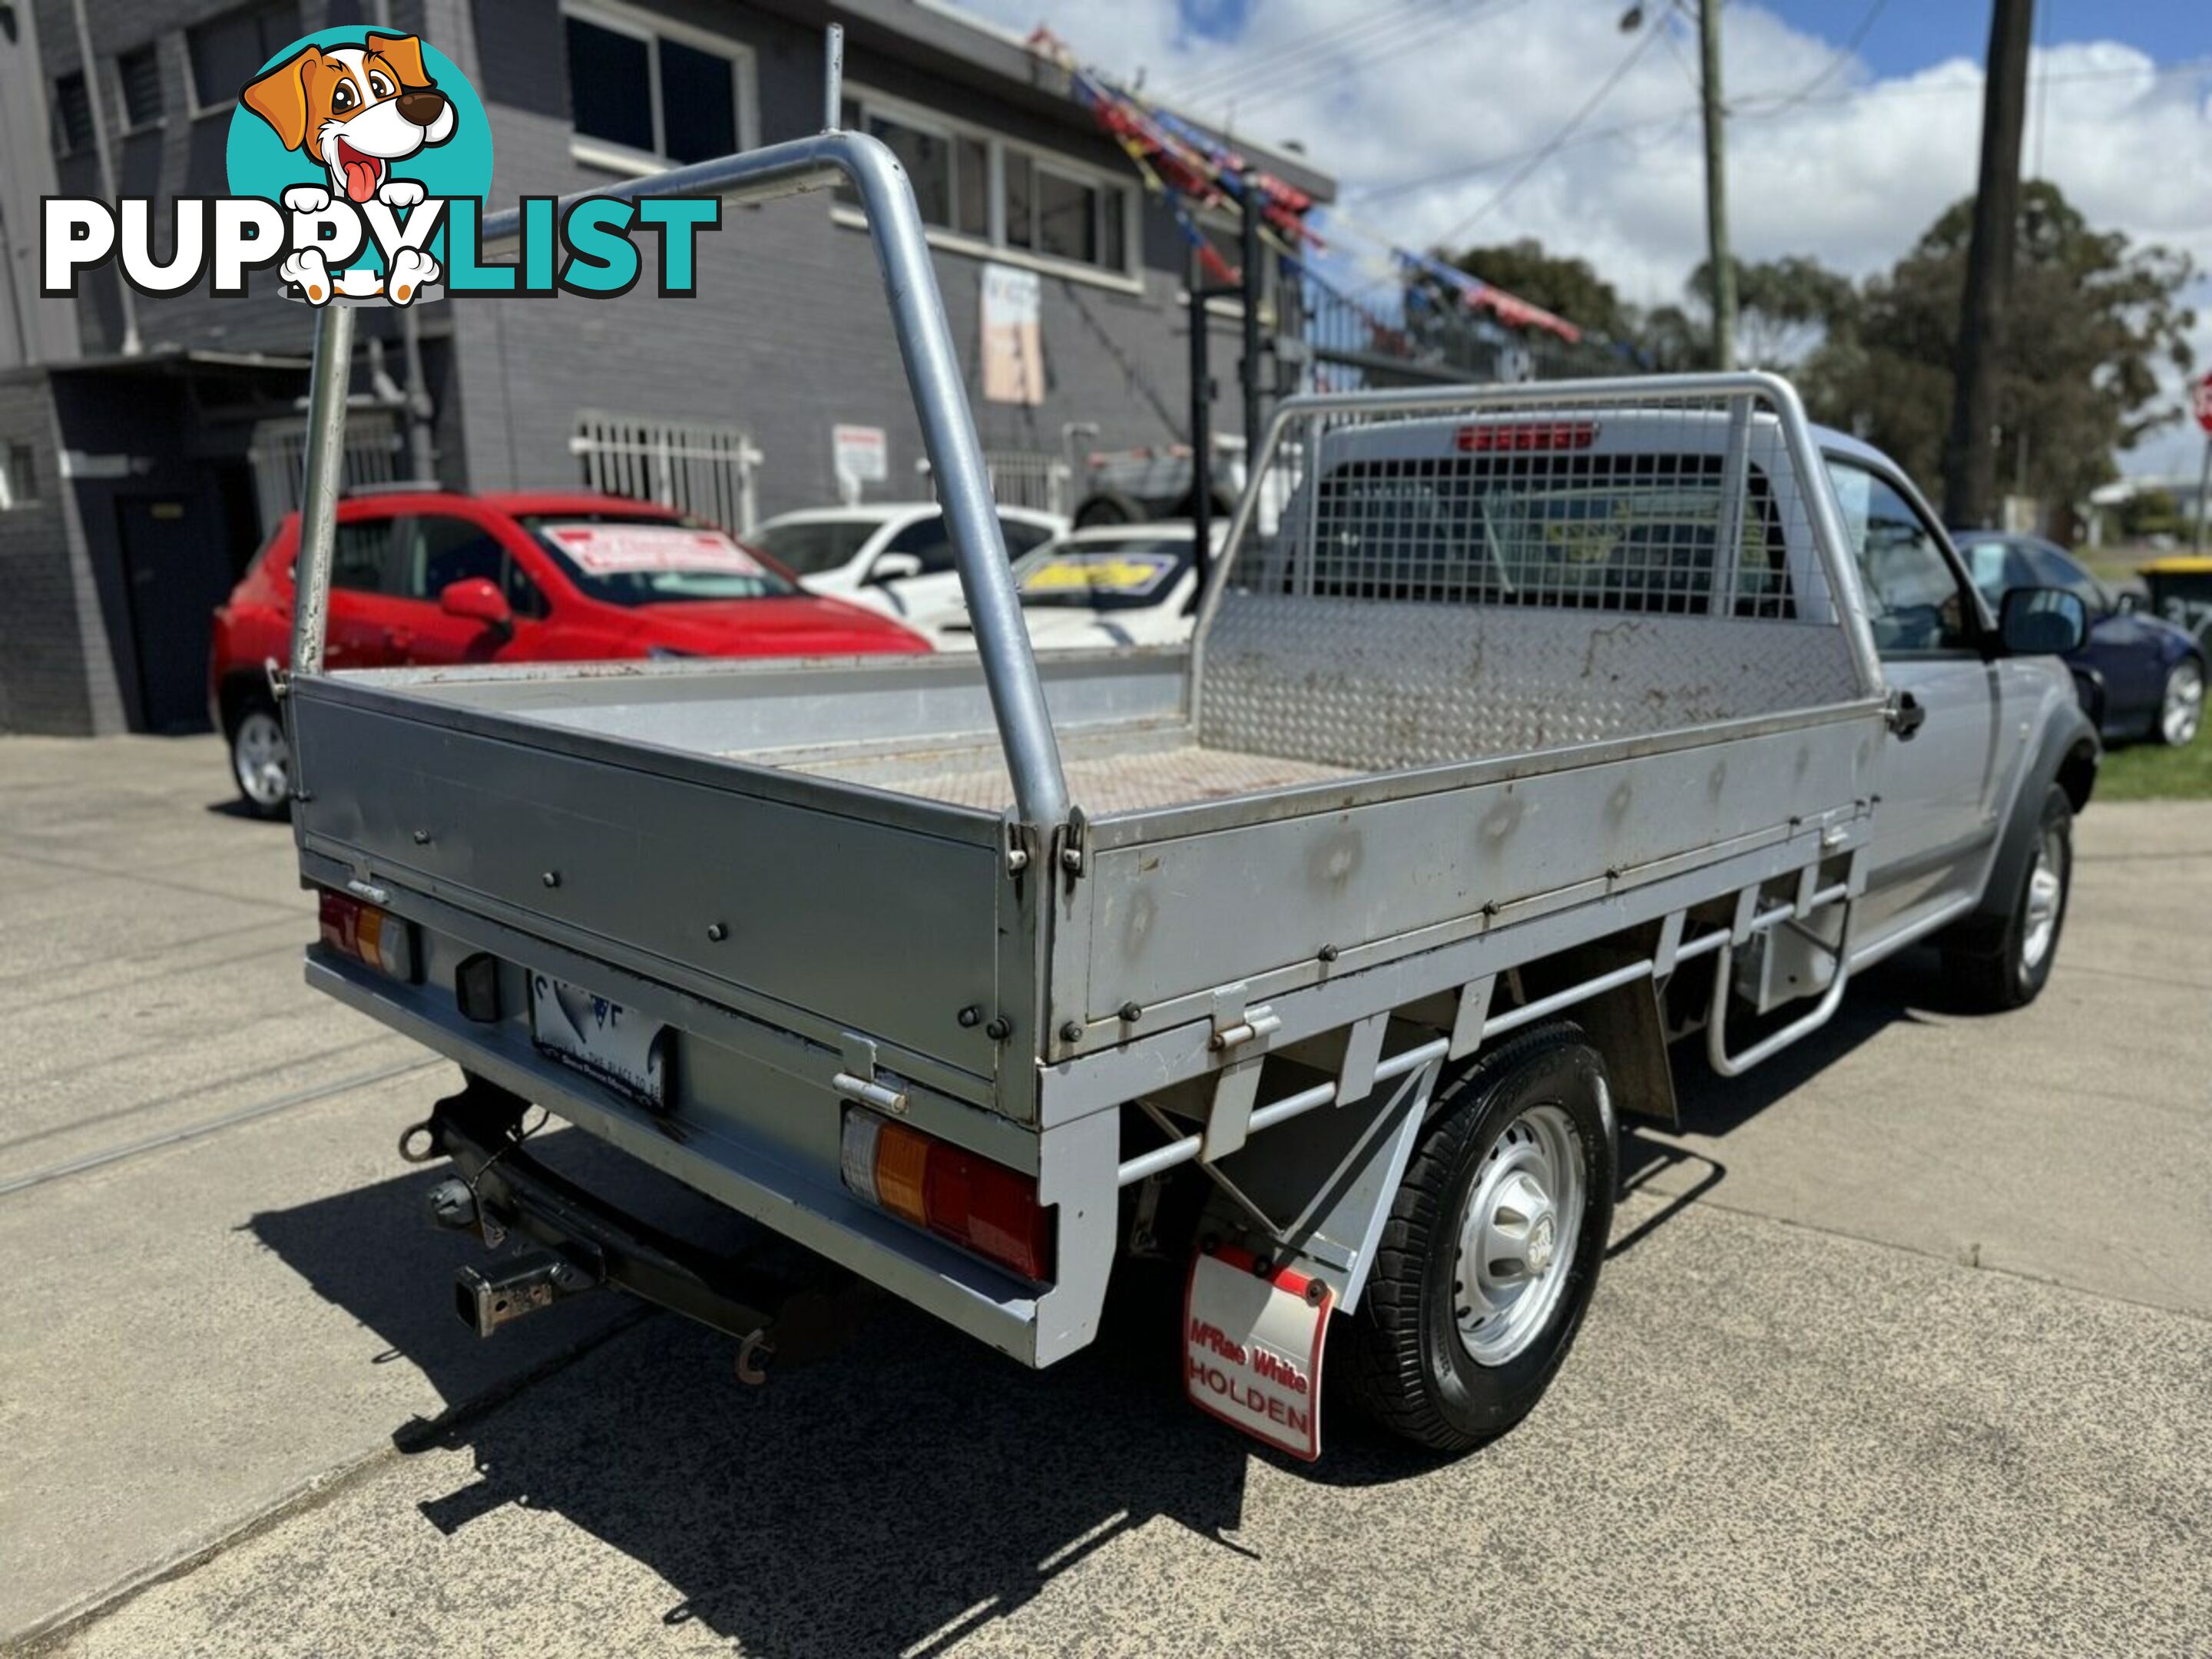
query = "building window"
(0, 443, 37, 510)
(118, 45, 165, 129)
(54, 72, 94, 153)
(1035, 168, 1101, 266)
(836, 90, 1136, 280)
(563, 5, 748, 167)
(187, 2, 302, 111)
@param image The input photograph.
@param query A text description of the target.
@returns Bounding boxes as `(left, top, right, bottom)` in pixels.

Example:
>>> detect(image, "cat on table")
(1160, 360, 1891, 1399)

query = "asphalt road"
(3, 735, 2207, 1657)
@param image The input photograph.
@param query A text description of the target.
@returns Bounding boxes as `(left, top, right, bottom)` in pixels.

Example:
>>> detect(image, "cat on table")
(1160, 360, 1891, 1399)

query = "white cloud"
(956, 0, 2212, 475)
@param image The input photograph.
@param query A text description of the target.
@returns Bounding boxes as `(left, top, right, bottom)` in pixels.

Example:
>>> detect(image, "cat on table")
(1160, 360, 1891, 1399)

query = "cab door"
(1826, 457, 2005, 938)
(316, 512, 406, 669)
(382, 512, 547, 665)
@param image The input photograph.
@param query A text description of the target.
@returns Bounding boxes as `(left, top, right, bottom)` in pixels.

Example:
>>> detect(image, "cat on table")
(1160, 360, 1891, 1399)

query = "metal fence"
(918, 449, 1073, 516)
(571, 411, 763, 533)
(249, 411, 402, 531)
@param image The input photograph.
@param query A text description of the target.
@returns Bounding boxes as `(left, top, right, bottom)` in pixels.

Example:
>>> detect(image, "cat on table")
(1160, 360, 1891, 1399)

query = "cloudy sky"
(949, 0, 2211, 476)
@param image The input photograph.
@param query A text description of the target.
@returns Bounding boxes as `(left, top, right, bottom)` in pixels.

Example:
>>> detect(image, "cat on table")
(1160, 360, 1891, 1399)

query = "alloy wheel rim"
(2020, 825, 2064, 973)
(233, 711, 290, 808)
(2164, 664, 2204, 747)
(1453, 1103, 1584, 1367)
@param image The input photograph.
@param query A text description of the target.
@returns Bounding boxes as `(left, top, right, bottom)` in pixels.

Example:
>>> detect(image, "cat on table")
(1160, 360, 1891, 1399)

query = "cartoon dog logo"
(241, 33, 452, 303)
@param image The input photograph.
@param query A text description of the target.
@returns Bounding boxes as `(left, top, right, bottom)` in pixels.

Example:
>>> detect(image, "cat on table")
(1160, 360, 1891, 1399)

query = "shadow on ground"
(243, 946, 1971, 1654)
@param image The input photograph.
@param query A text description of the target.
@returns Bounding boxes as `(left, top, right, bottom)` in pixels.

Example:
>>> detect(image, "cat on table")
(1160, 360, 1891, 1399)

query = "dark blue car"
(1954, 531, 2204, 747)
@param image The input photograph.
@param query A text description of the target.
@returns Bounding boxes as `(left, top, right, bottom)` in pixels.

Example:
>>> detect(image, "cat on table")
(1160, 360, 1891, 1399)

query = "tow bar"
(412, 1075, 876, 1382)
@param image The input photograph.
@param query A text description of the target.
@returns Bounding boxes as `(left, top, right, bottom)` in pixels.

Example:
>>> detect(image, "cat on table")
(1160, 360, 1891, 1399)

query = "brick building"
(0, 0, 1332, 733)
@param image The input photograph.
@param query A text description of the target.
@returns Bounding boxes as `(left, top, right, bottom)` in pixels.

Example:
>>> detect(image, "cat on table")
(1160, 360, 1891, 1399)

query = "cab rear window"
(1276, 452, 1794, 619)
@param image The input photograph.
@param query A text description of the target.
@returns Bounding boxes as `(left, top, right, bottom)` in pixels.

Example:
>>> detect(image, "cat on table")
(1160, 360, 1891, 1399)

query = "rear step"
(414, 1075, 877, 1379)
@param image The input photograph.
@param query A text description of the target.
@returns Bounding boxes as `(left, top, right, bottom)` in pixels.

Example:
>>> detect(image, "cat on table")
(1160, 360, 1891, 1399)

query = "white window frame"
(51, 70, 90, 156)
(832, 83, 1142, 294)
(1, 442, 42, 511)
(183, 0, 301, 119)
(561, 0, 760, 175)
(111, 41, 166, 137)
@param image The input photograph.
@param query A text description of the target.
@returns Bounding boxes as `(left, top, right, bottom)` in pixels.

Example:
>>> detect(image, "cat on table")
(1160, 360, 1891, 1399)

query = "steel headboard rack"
(283, 48, 1072, 830)
(1187, 370, 1887, 731)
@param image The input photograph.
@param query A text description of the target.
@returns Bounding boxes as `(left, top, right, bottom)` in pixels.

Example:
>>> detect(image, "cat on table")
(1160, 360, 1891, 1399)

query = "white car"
(923, 522, 1220, 651)
(751, 503, 1065, 621)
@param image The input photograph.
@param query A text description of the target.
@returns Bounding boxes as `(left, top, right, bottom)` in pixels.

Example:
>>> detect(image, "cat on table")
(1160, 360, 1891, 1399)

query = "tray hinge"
(1055, 806, 1089, 886)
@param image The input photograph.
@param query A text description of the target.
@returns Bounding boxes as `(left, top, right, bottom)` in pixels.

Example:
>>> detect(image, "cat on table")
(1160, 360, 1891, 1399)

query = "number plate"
(527, 972, 667, 1108)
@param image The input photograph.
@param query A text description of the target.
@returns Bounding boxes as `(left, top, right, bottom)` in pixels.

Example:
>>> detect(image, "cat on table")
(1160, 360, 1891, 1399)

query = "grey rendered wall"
(0, 374, 126, 733)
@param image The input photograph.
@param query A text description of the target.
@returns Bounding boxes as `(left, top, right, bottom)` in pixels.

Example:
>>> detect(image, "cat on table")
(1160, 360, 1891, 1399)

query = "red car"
(211, 488, 932, 816)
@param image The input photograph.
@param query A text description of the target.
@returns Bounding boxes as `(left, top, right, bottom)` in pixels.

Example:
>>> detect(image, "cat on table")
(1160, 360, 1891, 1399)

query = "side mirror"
(1998, 586, 2088, 656)
(439, 576, 514, 636)
(867, 551, 923, 585)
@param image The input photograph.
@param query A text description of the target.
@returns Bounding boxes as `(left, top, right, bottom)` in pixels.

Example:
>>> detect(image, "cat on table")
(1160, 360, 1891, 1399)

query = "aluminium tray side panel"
(1198, 595, 1865, 770)
(1066, 711, 1883, 1028)
(290, 689, 1010, 1079)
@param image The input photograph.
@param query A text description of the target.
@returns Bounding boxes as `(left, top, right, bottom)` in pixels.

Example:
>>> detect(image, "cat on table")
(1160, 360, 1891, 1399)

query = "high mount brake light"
(840, 1109, 1053, 1282)
(316, 888, 417, 982)
(1455, 421, 1600, 453)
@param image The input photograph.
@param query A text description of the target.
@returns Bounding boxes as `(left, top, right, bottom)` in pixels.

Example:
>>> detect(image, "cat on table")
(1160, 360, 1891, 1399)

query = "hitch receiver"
(422, 1075, 881, 1367)
(454, 1252, 602, 1336)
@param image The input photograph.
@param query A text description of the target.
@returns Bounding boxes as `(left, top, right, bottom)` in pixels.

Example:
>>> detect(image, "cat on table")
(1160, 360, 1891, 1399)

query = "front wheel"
(2157, 658, 2204, 747)
(1343, 1022, 1616, 1453)
(229, 700, 292, 820)
(1944, 783, 2071, 1012)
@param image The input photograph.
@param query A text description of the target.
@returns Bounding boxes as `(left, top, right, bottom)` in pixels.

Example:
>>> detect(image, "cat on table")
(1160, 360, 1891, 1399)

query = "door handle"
(384, 627, 416, 652)
(1887, 690, 1926, 741)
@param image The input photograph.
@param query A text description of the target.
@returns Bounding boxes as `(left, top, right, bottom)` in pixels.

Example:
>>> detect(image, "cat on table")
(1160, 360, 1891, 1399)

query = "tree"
(1688, 256, 1858, 371)
(1810, 180, 2197, 511)
(1446, 239, 1635, 339)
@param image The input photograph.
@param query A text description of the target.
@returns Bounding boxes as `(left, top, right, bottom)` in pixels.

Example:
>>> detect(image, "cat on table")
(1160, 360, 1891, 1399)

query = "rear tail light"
(1455, 420, 1599, 452)
(316, 888, 417, 982)
(841, 1109, 1053, 1282)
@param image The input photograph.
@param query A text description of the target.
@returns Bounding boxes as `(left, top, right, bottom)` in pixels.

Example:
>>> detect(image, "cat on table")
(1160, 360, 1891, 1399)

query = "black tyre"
(1071, 488, 1147, 528)
(1344, 1022, 1616, 1452)
(1943, 783, 2071, 1012)
(227, 695, 292, 820)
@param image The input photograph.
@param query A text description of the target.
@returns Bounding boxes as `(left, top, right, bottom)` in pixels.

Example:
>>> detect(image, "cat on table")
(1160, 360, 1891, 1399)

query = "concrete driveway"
(4, 736, 2208, 1657)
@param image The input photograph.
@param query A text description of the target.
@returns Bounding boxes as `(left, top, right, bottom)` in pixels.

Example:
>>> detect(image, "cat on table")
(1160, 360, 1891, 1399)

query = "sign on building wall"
(982, 263, 1044, 406)
(833, 423, 887, 503)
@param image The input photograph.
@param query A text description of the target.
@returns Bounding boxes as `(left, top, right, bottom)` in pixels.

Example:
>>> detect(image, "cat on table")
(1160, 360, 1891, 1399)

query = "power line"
(1346, 51, 2211, 214)
(1751, 0, 1894, 114)
(1421, 17, 1673, 250)
(1233, 0, 1538, 115)
(1162, 2, 1449, 103)
(1175, 0, 1520, 121)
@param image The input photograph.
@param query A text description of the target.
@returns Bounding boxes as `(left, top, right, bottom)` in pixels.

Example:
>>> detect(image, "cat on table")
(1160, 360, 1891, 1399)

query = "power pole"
(1944, 0, 2035, 528)
(1697, 0, 1735, 372)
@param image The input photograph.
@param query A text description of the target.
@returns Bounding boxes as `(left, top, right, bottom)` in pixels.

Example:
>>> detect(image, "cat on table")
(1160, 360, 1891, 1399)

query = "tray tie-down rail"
(411, 1075, 876, 1382)
(1116, 853, 1865, 1197)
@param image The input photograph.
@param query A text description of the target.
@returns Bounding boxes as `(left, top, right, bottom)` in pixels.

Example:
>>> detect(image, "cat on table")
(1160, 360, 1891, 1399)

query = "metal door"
(1825, 456, 2001, 926)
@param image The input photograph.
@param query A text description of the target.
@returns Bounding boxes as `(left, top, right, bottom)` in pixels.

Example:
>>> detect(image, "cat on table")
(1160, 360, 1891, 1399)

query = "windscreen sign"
(41, 29, 719, 309)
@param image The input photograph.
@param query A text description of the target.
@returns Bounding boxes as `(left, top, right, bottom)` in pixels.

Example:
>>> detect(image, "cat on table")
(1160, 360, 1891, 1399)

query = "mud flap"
(1183, 1243, 1333, 1460)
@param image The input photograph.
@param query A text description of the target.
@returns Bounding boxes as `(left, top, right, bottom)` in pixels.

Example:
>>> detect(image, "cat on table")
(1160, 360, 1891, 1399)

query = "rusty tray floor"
(790, 743, 1359, 814)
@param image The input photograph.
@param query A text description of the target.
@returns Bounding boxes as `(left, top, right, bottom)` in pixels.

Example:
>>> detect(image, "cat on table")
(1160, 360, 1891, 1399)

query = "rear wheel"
(229, 699, 291, 819)
(1944, 783, 2071, 1012)
(1344, 1022, 1615, 1452)
(2157, 659, 2204, 747)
